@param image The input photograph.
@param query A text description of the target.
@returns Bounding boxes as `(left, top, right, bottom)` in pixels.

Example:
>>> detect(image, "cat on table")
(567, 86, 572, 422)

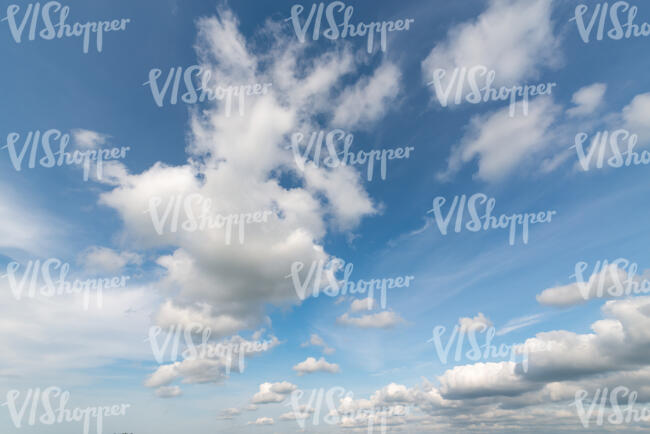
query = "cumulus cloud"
(326, 296, 650, 431)
(293, 356, 340, 376)
(98, 6, 390, 344)
(251, 382, 297, 404)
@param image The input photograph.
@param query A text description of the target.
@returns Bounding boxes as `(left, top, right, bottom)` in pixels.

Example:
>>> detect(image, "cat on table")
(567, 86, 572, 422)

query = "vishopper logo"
(571, 2, 650, 43)
(427, 322, 551, 373)
(287, 258, 415, 308)
(2, 2, 130, 53)
(286, 1, 414, 53)
(571, 387, 650, 428)
(2, 129, 130, 181)
(428, 65, 556, 117)
(143, 65, 272, 114)
(1, 387, 130, 434)
(286, 129, 415, 181)
(145, 323, 274, 375)
(427, 193, 557, 246)
(145, 193, 273, 244)
(1, 258, 130, 310)
(572, 258, 650, 300)
(287, 387, 410, 431)
(572, 129, 650, 171)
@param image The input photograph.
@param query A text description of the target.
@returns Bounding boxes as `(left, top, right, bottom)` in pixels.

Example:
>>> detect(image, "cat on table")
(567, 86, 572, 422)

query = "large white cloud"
(98, 7, 397, 341)
(292, 356, 340, 376)
(309, 296, 650, 432)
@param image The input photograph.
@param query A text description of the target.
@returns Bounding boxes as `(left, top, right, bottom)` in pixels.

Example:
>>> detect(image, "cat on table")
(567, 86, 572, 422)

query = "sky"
(1, 0, 650, 432)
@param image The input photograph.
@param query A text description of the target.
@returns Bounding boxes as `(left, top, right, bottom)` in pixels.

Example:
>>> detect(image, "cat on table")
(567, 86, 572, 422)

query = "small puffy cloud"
(337, 311, 405, 329)
(301, 333, 335, 355)
(155, 386, 182, 398)
(80, 246, 142, 273)
(292, 357, 340, 376)
(566, 83, 606, 117)
(71, 129, 109, 149)
(248, 417, 274, 425)
(251, 382, 297, 404)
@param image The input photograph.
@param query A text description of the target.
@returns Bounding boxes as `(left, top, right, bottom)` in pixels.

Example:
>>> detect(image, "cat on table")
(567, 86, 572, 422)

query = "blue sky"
(2, 0, 650, 432)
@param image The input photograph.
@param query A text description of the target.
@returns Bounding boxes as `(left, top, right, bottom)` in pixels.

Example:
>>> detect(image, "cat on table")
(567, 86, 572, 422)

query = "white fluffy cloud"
(323, 296, 650, 431)
(293, 356, 340, 376)
(98, 6, 391, 342)
(251, 381, 297, 404)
